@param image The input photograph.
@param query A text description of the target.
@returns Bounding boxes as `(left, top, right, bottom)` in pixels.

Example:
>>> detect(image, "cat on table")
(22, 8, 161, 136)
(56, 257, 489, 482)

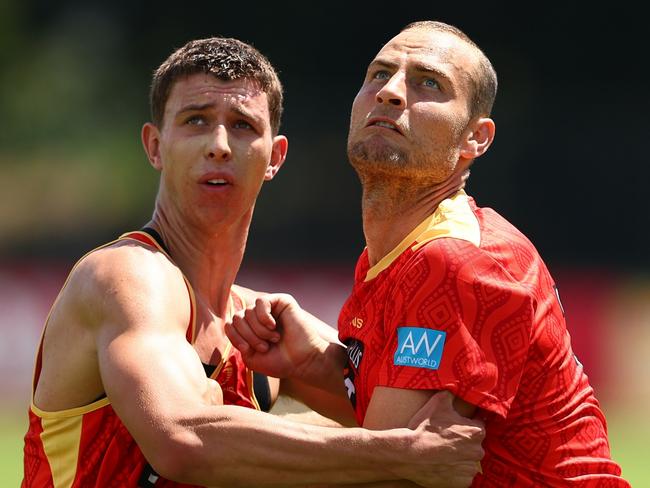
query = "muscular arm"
(99, 322, 394, 486)
(365, 387, 476, 429)
(87, 246, 481, 487)
(231, 286, 355, 424)
(280, 377, 358, 427)
(226, 294, 484, 487)
(227, 294, 358, 424)
(357, 388, 479, 488)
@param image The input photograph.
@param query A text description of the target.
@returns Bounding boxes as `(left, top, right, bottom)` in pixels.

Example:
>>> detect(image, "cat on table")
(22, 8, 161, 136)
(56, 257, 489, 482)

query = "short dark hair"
(402, 21, 498, 118)
(150, 37, 283, 134)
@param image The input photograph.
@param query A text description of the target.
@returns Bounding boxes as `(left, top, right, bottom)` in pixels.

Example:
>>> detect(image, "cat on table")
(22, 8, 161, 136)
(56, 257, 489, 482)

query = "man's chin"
(347, 142, 407, 169)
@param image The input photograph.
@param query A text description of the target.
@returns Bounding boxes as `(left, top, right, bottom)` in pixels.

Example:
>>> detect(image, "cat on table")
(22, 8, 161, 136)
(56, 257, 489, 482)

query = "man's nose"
(376, 73, 406, 107)
(206, 125, 231, 161)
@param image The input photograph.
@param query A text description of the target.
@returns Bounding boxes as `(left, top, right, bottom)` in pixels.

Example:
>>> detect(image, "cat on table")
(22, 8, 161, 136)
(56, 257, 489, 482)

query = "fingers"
(226, 294, 297, 356)
(431, 389, 455, 408)
(230, 312, 273, 353)
(407, 390, 454, 429)
(224, 316, 253, 355)
(441, 462, 482, 488)
(227, 299, 282, 353)
(264, 293, 298, 317)
(246, 301, 280, 343)
(426, 390, 483, 427)
(254, 297, 277, 330)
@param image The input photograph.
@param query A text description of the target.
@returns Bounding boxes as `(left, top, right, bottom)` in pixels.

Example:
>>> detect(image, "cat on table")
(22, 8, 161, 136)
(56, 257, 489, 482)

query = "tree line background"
(0, 1, 647, 271)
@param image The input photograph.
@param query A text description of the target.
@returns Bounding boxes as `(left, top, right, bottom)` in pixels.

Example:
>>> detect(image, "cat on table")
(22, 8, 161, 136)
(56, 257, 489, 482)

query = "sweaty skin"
(29, 71, 485, 488)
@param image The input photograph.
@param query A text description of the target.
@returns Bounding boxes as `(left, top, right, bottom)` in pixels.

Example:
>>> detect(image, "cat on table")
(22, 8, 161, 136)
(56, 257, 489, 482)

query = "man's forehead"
(375, 28, 474, 66)
(372, 28, 476, 86)
(167, 73, 267, 111)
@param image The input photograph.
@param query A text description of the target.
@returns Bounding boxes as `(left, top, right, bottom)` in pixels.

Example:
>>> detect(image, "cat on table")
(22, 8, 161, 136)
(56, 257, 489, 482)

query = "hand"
(225, 293, 329, 380)
(398, 391, 485, 488)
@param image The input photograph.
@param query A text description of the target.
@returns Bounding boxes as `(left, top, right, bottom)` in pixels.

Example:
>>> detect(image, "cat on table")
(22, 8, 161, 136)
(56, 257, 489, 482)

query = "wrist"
(381, 427, 438, 484)
(300, 335, 346, 387)
(364, 427, 413, 481)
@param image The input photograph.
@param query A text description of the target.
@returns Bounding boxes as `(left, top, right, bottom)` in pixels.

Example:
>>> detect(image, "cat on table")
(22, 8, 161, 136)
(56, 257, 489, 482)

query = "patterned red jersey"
(338, 191, 629, 487)
(23, 231, 263, 487)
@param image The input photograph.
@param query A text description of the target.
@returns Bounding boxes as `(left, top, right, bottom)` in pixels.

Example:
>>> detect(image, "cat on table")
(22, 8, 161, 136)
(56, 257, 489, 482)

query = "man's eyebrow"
(231, 105, 259, 122)
(175, 102, 262, 123)
(368, 59, 453, 85)
(368, 59, 398, 71)
(176, 102, 214, 114)
(410, 62, 453, 84)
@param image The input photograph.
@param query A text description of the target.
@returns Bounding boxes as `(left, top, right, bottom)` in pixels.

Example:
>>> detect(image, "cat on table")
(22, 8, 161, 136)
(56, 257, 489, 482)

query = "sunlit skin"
(35, 74, 289, 410)
(347, 27, 495, 265)
(349, 30, 473, 180)
(28, 52, 487, 487)
(227, 24, 496, 437)
(141, 74, 287, 350)
(143, 73, 286, 237)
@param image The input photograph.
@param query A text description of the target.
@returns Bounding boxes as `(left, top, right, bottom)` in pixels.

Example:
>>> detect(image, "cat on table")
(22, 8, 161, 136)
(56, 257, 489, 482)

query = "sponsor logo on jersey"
(351, 316, 364, 329)
(343, 338, 364, 407)
(393, 327, 446, 370)
(346, 339, 364, 371)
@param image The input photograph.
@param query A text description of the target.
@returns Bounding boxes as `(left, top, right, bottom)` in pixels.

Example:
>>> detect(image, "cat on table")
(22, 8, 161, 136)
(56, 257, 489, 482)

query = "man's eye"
(186, 115, 206, 126)
(373, 70, 391, 81)
(234, 120, 253, 130)
(423, 78, 439, 89)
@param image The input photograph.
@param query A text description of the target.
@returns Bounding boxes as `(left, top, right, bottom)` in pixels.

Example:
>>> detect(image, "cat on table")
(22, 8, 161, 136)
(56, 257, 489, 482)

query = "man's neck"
(146, 207, 252, 318)
(360, 168, 469, 266)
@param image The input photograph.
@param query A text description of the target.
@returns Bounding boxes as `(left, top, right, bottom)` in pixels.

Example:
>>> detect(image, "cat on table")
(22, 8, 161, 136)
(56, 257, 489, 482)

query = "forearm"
(281, 378, 357, 427)
(315, 482, 422, 488)
(297, 315, 349, 395)
(167, 404, 407, 486)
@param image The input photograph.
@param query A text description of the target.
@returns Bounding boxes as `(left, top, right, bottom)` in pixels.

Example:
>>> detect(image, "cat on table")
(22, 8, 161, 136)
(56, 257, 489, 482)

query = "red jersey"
(23, 231, 263, 487)
(338, 191, 629, 487)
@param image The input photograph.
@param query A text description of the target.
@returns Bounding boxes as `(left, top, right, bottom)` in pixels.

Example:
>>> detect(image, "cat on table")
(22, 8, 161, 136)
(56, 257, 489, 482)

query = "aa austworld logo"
(393, 327, 446, 370)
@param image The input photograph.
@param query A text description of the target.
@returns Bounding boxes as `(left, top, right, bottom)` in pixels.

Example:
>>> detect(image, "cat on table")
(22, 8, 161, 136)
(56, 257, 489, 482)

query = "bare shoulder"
(65, 239, 190, 333)
(35, 239, 191, 410)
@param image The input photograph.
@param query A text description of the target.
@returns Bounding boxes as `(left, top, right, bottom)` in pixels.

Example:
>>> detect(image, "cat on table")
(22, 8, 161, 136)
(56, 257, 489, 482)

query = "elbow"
(143, 431, 210, 484)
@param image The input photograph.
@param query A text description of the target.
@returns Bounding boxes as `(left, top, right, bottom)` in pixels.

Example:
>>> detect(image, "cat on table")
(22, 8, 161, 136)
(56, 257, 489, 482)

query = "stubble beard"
(347, 140, 409, 178)
(347, 136, 464, 219)
(347, 137, 458, 184)
(347, 139, 422, 216)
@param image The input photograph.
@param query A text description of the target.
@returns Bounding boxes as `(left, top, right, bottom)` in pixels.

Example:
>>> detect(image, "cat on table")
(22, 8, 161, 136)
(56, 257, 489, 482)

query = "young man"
(227, 22, 630, 487)
(22, 37, 485, 487)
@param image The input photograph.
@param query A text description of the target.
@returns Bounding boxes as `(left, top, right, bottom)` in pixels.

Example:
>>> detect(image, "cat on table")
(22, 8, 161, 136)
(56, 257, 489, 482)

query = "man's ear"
(141, 122, 163, 171)
(264, 135, 289, 181)
(459, 117, 495, 160)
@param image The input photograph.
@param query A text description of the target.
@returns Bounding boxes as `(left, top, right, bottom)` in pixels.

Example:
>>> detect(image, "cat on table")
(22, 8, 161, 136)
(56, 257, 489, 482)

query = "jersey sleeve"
(377, 238, 534, 418)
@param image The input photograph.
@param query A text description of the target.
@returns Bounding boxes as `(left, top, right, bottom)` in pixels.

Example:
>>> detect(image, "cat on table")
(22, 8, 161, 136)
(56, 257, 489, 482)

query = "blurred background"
(1, 1, 648, 485)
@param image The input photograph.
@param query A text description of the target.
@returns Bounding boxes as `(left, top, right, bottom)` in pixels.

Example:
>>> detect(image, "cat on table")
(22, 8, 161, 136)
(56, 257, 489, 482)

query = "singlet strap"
(140, 226, 170, 255)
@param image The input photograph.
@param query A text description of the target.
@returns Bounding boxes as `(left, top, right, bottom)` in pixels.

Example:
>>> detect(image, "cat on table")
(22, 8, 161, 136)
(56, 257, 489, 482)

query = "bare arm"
(226, 295, 348, 388)
(360, 388, 480, 488)
(226, 294, 357, 424)
(89, 249, 482, 487)
(226, 294, 485, 487)
(310, 390, 479, 488)
(280, 377, 358, 427)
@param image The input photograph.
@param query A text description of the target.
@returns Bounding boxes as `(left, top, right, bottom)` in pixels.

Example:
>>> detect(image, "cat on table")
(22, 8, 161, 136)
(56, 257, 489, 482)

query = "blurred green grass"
(1, 408, 645, 486)
(0, 411, 27, 487)
(608, 410, 648, 487)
